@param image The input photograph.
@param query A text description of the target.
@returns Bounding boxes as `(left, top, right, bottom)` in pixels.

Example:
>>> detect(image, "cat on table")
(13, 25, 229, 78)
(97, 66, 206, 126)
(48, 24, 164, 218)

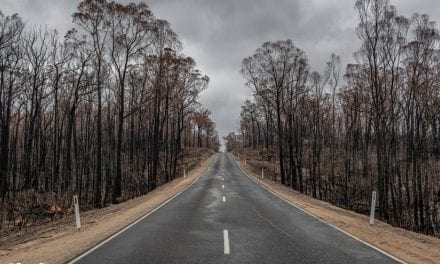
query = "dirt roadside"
(235, 157, 440, 264)
(0, 154, 216, 264)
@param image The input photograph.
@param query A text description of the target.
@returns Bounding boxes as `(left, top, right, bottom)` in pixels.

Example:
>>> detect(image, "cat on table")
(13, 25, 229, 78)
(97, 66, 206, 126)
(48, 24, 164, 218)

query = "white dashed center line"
(223, 230, 230, 255)
(222, 196, 226, 202)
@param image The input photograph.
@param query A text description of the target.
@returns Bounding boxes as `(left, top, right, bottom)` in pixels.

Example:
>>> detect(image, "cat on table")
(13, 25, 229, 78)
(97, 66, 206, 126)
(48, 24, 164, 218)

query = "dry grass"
(236, 156, 440, 264)
(0, 154, 216, 264)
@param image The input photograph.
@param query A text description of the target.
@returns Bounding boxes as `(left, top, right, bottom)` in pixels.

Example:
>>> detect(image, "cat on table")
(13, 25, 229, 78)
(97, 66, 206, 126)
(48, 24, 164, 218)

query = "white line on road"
(222, 177, 224, 181)
(223, 229, 230, 255)
(66, 155, 218, 264)
(236, 160, 406, 264)
(222, 184, 224, 188)
(223, 196, 226, 202)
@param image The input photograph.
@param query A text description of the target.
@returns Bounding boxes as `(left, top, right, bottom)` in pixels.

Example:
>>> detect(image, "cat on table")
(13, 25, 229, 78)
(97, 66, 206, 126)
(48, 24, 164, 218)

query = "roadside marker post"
(73, 195, 81, 230)
(261, 168, 264, 179)
(370, 191, 376, 225)
(184, 169, 186, 179)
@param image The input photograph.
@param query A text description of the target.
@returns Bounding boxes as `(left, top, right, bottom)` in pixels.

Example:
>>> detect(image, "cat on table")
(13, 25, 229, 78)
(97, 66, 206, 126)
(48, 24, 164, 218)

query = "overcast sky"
(2, 0, 440, 142)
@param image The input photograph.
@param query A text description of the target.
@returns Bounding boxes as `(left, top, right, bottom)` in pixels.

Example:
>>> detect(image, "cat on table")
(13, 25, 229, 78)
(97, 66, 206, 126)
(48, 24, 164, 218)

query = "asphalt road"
(70, 152, 397, 264)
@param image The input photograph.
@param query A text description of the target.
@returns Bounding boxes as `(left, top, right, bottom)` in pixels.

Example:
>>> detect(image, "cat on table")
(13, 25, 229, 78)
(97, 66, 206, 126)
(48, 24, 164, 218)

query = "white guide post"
(261, 168, 264, 179)
(184, 169, 186, 179)
(73, 195, 81, 230)
(370, 191, 377, 225)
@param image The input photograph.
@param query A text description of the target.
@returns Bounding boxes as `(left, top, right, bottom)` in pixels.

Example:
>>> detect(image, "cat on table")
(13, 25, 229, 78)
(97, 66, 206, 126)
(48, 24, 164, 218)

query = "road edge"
(66, 153, 218, 264)
(231, 153, 406, 264)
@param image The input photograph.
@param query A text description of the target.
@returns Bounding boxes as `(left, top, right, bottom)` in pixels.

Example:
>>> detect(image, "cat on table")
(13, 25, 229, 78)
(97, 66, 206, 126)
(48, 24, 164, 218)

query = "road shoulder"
(235, 156, 440, 264)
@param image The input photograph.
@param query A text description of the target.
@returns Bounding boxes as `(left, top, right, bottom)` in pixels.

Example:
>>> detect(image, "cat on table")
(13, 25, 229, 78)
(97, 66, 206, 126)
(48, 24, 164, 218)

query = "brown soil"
(236, 156, 440, 264)
(0, 154, 216, 264)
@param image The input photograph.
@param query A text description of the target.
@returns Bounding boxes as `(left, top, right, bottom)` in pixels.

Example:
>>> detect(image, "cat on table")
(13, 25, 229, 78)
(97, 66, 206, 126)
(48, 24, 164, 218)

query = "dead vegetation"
(229, 2, 440, 236)
(0, 153, 214, 264)
(237, 156, 440, 264)
(0, 0, 220, 234)
(0, 148, 213, 238)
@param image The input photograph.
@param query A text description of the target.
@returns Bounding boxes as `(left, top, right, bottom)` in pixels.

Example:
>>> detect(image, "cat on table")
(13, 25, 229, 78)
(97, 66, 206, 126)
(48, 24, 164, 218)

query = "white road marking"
(222, 184, 224, 188)
(235, 159, 406, 264)
(223, 196, 226, 202)
(67, 154, 218, 264)
(222, 177, 224, 181)
(223, 229, 230, 255)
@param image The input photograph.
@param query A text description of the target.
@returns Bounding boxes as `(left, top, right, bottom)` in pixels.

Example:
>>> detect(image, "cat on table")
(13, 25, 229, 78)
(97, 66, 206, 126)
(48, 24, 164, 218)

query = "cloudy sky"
(2, 0, 440, 142)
